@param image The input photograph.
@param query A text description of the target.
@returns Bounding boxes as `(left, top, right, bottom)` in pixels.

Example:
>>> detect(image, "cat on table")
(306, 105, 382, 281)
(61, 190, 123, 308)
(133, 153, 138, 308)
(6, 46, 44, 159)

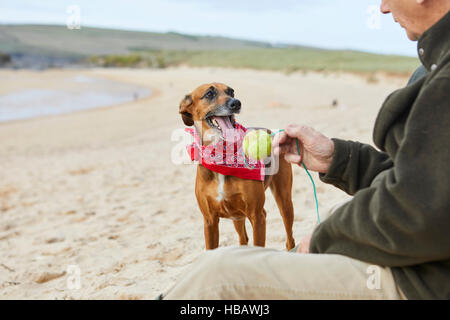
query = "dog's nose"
(228, 99, 241, 112)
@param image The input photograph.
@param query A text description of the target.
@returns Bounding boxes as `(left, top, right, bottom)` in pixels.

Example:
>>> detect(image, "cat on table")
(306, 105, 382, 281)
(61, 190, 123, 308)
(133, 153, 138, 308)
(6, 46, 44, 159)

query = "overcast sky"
(0, 0, 419, 56)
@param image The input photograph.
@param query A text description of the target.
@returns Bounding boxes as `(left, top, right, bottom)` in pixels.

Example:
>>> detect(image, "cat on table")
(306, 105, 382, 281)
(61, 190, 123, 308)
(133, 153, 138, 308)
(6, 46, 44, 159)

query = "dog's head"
(179, 82, 241, 144)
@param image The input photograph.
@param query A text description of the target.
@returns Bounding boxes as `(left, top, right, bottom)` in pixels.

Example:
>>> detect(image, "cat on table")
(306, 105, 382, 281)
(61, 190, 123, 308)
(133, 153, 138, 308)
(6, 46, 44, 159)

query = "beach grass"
(88, 48, 420, 75)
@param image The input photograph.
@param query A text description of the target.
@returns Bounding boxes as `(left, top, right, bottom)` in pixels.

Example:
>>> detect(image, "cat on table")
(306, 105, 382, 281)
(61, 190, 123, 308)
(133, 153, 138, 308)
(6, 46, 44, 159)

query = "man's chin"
(406, 30, 420, 41)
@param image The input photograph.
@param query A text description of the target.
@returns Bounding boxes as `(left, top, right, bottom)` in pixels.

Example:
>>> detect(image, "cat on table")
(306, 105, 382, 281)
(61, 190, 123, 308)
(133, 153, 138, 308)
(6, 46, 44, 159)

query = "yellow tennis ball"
(243, 130, 272, 160)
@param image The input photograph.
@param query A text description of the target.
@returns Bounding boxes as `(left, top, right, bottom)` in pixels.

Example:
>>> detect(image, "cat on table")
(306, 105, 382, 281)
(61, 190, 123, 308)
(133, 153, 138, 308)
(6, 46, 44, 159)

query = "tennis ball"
(243, 130, 272, 160)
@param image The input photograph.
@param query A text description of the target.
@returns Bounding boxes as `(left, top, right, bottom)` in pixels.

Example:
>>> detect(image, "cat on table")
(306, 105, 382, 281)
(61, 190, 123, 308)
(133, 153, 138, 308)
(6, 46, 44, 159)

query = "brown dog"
(179, 83, 295, 250)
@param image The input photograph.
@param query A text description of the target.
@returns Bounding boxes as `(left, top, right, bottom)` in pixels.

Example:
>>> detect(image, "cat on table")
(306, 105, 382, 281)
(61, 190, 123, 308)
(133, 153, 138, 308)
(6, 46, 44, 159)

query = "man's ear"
(179, 94, 194, 126)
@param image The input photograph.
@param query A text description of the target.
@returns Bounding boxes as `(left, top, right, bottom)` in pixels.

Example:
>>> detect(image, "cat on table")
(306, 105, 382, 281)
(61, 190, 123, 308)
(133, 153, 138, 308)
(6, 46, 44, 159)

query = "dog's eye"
(204, 91, 214, 100)
(227, 89, 235, 98)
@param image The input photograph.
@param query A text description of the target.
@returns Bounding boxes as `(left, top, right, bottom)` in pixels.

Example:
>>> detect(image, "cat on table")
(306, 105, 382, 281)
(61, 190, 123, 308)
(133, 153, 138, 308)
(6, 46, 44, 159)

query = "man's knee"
(183, 247, 246, 289)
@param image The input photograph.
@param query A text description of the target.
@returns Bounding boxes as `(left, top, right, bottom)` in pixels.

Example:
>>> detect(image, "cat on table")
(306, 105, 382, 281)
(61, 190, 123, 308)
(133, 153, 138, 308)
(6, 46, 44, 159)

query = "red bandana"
(185, 122, 265, 181)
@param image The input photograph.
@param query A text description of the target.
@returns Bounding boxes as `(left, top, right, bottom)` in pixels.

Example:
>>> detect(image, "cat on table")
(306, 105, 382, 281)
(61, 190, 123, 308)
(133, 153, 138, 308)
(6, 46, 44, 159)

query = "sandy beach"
(0, 67, 408, 299)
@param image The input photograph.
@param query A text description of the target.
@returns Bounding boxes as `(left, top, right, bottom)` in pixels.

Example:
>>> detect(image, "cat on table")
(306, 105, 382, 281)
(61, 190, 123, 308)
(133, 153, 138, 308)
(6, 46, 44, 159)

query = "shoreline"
(0, 71, 154, 124)
(0, 89, 157, 128)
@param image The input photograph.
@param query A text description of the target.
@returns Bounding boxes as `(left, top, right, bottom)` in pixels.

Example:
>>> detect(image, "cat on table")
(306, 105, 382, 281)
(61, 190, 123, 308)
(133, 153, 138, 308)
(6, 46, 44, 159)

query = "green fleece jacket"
(310, 11, 450, 300)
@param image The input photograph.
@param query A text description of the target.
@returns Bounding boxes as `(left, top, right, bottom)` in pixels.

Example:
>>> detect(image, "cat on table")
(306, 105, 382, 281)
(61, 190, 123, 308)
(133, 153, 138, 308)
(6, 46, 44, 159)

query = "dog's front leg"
(233, 219, 249, 245)
(197, 193, 220, 250)
(203, 216, 219, 250)
(250, 208, 267, 247)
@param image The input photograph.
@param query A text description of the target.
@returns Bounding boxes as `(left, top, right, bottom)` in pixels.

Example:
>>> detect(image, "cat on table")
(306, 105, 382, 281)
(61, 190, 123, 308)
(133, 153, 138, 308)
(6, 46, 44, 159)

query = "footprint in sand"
(159, 248, 184, 265)
(35, 271, 66, 284)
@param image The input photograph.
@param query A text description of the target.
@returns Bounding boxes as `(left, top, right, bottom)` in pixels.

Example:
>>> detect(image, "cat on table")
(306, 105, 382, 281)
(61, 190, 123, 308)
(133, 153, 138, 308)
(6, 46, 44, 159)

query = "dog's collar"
(185, 122, 265, 181)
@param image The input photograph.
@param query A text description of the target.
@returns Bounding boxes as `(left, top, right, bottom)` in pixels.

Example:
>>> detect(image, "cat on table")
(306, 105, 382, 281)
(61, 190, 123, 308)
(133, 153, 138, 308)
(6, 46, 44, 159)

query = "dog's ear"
(179, 94, 194, 126)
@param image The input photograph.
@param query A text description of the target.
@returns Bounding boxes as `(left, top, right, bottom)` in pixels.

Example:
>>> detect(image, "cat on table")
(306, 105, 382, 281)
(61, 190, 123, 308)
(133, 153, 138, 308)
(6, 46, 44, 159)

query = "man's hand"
(297, 234, 312, 253)
(272, 124, 335, 174)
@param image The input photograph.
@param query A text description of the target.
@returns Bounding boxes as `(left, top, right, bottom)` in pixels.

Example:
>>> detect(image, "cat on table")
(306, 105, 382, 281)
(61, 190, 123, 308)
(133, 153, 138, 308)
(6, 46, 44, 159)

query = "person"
(160, 0, 450, 299)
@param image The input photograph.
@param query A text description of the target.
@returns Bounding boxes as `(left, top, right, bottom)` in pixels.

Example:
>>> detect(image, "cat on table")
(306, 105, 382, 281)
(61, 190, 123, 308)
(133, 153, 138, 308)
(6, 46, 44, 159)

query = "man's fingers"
(273, 144, 290, 156)
(284, 152, 301, 164)
(272, 131, 290, 157)
(285, 124, 314, 144)
(273, 146, 280, 156)
(272, 131, 287, 148)
(273, 146, 288, 156)
(296, 234, 312, 254)
(296, 240, 308, 253)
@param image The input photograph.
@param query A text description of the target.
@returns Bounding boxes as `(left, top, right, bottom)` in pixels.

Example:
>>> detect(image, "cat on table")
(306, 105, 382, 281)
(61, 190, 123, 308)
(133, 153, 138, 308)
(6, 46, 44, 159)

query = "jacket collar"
(417, 10, 450, 72)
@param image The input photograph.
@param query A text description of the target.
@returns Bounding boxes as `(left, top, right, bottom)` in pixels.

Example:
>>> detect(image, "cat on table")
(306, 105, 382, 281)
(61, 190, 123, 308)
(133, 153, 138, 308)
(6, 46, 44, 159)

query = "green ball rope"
(242, 129, 321, 224)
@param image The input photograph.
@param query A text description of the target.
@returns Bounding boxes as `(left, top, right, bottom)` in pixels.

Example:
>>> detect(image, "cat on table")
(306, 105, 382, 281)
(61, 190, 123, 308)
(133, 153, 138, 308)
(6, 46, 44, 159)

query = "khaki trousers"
(161, 201, 407, 300)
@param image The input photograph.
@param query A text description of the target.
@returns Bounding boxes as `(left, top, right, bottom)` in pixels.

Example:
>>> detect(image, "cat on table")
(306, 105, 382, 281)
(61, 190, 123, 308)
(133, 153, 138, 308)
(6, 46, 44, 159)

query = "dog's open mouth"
(206, 115, 236, 140)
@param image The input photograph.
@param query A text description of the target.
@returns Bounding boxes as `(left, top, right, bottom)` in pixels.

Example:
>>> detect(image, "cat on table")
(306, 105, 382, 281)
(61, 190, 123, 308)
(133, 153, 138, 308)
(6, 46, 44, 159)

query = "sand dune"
(0, 67, 408, 299)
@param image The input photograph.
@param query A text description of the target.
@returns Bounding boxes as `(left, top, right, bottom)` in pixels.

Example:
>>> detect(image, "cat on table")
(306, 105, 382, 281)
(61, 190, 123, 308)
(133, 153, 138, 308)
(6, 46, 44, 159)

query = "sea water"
(0, 75, 152, 122)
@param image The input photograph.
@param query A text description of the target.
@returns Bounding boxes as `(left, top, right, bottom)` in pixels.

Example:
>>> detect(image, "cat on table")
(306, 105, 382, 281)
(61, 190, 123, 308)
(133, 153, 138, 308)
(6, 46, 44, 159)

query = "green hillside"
(144, 48, 419, 74)
(0, 24, 272, 57)
(0, 24, 420, 74)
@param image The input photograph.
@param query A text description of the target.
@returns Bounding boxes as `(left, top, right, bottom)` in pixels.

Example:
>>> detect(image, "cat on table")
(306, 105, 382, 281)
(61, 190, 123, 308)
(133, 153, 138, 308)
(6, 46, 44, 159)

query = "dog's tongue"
(213, 116, 234, 139)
